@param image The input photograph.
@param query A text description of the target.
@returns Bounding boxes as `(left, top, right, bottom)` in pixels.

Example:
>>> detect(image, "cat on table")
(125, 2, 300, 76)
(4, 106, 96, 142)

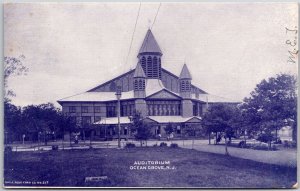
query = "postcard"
(3, 2, 298, 188)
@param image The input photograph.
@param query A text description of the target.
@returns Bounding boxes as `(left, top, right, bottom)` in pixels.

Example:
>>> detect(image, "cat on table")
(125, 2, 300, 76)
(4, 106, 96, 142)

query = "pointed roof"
(138, 29, 162, 55)
(179, 64, 192, 79)
(133, 62, 146, 78)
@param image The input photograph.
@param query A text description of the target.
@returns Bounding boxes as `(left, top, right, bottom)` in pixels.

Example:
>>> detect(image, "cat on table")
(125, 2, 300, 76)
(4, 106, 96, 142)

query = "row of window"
(69, 106, 102, 113)
(140, 56, 162, 78)
(147, 104, 181, 116)
(70, 116, 101, 125)
(147, 100, 181, 116)
(68, 102, 202, 118)
(180, 80, 191, 91)
(134, 79, 145, 90)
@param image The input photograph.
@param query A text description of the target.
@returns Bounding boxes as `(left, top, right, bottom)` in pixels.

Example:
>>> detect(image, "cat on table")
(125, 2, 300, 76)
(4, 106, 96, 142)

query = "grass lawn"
(4, 147, 297, 188)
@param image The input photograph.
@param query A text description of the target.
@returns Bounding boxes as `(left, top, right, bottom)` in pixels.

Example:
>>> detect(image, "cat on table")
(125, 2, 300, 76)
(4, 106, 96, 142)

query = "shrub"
(170, 143, 178, 148)
(52, 145, 59, 151)
(153, 144, 158, 147)
(283, 141, 297, 148)
(125, 143, 136, 148)
(252, 144, 277, 151)
(290, 141, 297, 148)
(238, 141, 246, 148)
(160, 142, 167, 147)
(4, 146, 12, 153)
(257, 133, 275, 143)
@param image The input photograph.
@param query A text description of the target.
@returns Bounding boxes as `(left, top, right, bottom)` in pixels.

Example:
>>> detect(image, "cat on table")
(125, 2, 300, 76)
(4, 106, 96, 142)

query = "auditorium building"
(58, 29, 238, 139)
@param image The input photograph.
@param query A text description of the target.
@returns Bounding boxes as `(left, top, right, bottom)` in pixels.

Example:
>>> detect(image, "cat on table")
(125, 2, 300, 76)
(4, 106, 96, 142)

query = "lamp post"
(115, 86, 122, 148)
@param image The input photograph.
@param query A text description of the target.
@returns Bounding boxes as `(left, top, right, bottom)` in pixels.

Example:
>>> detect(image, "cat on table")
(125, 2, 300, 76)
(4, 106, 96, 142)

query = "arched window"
(186, 81, 190, 91)
(147, 56, 153, 77)
(141, 56, 146, 73)
(153, 57, 158, 78)
(134, 80, 138, 90)
(158, 58, 161, 78)
(138, 79, 143, 90)
(181, 81, 186, 92)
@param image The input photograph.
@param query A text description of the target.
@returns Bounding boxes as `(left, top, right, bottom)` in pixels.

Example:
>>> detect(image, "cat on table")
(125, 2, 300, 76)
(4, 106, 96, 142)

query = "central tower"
(137, 29, 162, 79)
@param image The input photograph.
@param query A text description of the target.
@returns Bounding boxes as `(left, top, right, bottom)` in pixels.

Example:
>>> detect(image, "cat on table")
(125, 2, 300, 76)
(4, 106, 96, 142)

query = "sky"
(4, 2, 298, 108)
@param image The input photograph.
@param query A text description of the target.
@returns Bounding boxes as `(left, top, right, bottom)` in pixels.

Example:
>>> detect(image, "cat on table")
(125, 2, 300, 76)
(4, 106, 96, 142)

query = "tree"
(4, 100, 23, 143)
(4, 55, 28, 101)
(130, 111, 152, 147)
(202, 104, 238, 155)
(241, 74, 297, 147)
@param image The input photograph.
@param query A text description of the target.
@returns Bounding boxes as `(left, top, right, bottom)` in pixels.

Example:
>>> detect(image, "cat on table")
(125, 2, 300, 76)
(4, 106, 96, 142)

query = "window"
(82, 116, 91, 125)
(94, 116, 101, 122)
(193, 103, 198, 116)
(176, 126, 181, 134)
(147, 56, 153, 77)
(94, 106, 101, 113)
(181, 81, 186, 91)
(153, 57, 158, 78)
(181, 80, 190, 92)
(186, 81, 190, 91)
(106, 103, 116, 117)
(138, 79, 143, 90)
(120, 101, 134, 117)
(147, 101, 181, 116)
(69, 106, 76, 113)
(141, 56, 146, 73)
(159, 58, 162, 78)
(82, 106, 88, 113)
(134, 80, 138, 90)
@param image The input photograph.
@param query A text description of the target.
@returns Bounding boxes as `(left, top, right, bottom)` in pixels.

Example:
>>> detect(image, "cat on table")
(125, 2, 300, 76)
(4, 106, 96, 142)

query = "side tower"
(137, 29, 163, 79)
(133, 62, 147, 116)
(179, 64, 193, 117)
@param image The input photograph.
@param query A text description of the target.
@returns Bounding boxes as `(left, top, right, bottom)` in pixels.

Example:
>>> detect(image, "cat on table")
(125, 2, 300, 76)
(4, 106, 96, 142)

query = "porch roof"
(145, 116, 201, 123)
(93, 116, 202, 125)
(93, 117, 131, 125)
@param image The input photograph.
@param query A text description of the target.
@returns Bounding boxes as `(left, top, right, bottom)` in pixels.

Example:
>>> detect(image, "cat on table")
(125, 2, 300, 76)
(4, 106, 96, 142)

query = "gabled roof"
(57, 91, 134, 104)
(147, 89, 181, 100)
(191, 93, 240, 103)
(138, 29, 162, 55)
(133, 62, 146, 78)
(179, 64, 192, 79)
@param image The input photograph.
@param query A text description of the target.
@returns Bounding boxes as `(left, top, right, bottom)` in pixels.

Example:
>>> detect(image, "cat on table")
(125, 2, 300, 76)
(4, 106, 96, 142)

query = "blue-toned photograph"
(3, 2, 298, 188)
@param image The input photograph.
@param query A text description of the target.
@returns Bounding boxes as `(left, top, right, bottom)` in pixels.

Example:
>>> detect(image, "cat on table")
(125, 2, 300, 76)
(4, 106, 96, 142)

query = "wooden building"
(58, 30, 238, 139)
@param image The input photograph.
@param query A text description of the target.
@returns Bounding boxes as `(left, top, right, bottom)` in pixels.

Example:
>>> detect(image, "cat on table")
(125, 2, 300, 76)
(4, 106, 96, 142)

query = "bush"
(153, 144, 158, 147)
(5, 146, 12, 153)
(257, 133, 275, 143)
(291, 141, 297, 148)
(170, 143, 178, 148)
(283, 140, 297, 148)
(125, 143, 136, 148)
(160, 142, 167, 147)
(238, 141, 246, 148)
(52, 145, 59, 151)
(252, 144, 277, 151)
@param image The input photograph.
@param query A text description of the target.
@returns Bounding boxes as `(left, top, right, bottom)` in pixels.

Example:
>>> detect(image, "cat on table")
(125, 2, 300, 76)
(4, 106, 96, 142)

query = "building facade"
(58, 30, 238, 139)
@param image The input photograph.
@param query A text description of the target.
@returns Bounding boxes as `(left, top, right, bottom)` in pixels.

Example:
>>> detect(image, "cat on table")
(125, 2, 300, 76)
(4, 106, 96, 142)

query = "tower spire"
(138, 29, 162, 55)
(179, 64, 192, 79)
